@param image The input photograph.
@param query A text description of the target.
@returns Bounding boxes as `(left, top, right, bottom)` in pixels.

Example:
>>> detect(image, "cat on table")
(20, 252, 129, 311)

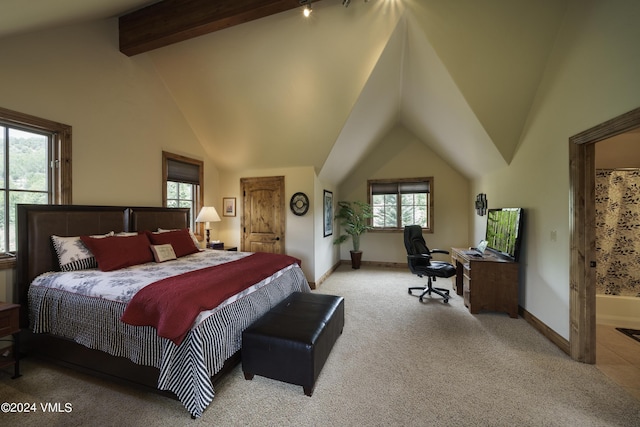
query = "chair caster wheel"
(444, 299, 449, 303)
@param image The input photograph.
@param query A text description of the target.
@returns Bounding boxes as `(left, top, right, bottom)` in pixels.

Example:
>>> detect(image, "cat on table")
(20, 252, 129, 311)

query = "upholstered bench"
(242, 291, 344, 396)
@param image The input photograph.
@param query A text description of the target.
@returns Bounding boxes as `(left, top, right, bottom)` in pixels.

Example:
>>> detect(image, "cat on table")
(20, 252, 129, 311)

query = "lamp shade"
(195, 206, 221, 224)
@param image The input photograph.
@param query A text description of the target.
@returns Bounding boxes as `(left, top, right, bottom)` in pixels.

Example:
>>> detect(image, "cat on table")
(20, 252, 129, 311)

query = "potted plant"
(333, 200, 373, 269)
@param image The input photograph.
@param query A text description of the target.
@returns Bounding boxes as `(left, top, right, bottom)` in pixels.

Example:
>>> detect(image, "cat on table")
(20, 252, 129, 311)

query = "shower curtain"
(595, 169, 640, 297)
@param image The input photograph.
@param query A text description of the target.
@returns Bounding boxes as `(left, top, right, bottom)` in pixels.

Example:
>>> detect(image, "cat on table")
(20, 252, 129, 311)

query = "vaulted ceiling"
(0, 0, 568, 184)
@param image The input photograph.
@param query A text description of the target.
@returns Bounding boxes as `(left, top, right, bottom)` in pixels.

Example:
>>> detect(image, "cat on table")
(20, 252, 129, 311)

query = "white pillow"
(51, 232, 113, 271)
(114, 231, 138, 237)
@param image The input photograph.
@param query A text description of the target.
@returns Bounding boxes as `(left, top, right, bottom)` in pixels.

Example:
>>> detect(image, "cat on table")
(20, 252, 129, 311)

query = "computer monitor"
(485, 208, 524, 262)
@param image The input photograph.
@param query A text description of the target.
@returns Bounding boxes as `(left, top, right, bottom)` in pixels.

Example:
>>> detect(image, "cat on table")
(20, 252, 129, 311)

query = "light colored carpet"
(2, 265, 639, 426)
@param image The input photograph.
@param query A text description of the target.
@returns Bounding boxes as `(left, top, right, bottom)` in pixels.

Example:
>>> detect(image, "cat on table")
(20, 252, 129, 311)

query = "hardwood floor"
(596, 324, 640, 400)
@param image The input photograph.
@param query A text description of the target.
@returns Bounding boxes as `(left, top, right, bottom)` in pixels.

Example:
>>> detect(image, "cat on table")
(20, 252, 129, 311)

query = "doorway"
(569, 106, 640, 363)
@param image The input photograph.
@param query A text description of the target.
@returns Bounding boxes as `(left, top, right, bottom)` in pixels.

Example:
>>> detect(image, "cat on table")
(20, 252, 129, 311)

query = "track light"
(300, 0, 312, 17)
(302, 0, 370, 18)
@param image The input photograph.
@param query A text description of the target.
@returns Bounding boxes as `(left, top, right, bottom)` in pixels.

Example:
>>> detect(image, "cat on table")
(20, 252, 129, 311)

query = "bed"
(15, 204, 311, 418)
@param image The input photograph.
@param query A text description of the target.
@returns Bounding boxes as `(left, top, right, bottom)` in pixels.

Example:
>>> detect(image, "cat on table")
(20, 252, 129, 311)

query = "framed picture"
(223, 197, 236, 217)
(323, 190, 333, 237)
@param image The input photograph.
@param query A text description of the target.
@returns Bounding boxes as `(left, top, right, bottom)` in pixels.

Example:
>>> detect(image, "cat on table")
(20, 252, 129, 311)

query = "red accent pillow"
(80, 234, 154, 272)
(146, 229, 199, 258)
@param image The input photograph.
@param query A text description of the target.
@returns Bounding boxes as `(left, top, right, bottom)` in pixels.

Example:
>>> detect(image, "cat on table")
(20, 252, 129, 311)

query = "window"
(0, 107, 71, 256)
(368, 177, 433, 232)
(162, 151, 203, 237)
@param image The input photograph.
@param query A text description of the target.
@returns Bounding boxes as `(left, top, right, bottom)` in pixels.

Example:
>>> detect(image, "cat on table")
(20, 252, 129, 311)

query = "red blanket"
(121, 252, 301, 345)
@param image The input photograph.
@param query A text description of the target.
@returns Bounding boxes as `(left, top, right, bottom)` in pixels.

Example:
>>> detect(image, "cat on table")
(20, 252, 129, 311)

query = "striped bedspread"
(28, 251, 311, 418)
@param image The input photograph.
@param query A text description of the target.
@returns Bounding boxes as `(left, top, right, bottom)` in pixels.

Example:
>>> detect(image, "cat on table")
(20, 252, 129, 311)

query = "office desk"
(450, 248, 519, 318)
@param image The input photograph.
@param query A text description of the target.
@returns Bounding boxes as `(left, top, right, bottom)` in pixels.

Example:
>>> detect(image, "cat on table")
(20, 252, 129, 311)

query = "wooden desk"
(450, 248, 519, 318)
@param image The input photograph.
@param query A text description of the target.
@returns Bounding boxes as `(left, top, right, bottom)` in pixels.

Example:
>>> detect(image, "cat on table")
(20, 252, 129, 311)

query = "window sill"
(371, 228, 433, 233)
(0, 255, 16, 270)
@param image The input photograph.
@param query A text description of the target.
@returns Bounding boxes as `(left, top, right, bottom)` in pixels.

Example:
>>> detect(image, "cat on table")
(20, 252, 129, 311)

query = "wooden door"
(241, 176, 285, 254)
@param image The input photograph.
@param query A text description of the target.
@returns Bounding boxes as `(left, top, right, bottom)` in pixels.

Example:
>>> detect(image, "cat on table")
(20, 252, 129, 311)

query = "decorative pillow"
(147, 229, 200, 258)
(150, 244, 177, 263)
(157, 228, 200, 248)
(51, 233, 113, 272)
(80, 233, 154, 272)
(114, 231, 139, 237)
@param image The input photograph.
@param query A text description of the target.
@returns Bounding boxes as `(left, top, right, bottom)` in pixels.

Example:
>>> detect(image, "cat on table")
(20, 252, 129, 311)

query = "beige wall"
(0, 19, 218, 206)
(472, 0, 640, 340)
(595, 130, 640, 169)
(338, 125, 470, 265)
(314, 177, 340, 284)
(0, 270, 15, 305)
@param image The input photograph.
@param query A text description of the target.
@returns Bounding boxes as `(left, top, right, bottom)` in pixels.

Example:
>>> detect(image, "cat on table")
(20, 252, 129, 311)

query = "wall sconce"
(475, 193, 487, 216)
(195, 206, 221, 246)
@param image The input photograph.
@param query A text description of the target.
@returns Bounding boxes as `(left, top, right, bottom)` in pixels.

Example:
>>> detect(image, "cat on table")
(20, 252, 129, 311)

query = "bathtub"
(596, 294, 640, 329)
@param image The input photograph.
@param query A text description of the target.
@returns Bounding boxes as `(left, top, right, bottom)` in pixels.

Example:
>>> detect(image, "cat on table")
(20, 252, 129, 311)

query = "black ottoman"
(242, 291, 344, 396)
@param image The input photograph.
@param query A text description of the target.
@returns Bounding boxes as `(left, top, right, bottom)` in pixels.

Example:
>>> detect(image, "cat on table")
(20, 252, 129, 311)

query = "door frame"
(569, 106, 640, 363)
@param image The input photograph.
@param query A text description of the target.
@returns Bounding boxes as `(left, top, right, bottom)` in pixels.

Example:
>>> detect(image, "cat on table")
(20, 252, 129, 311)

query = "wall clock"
(290, 192, 309, 216)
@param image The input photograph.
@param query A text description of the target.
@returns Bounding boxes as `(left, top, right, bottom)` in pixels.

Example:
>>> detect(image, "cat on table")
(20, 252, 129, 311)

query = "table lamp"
(195, 206, 221, 247)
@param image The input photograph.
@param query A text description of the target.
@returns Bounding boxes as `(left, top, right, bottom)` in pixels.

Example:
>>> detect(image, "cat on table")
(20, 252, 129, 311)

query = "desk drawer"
(462, 265, 471, 308)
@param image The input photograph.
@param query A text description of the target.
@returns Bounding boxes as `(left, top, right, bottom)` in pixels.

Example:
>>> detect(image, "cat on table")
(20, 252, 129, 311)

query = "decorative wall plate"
(290, 192, 309, 216)
(475, 193, 487, 216)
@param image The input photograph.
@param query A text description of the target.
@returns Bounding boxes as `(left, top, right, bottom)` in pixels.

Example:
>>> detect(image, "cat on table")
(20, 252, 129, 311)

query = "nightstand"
(207, 243, 238, 251)
(0, 302, 21, 378)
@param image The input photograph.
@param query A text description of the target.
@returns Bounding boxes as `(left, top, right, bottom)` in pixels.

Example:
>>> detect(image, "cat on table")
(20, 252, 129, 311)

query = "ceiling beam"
(119, 0, 314, 56)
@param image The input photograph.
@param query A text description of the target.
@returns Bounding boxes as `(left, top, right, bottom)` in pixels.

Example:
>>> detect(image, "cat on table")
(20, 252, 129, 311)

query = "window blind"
(167, 159, 200, 185)
(371, 181, 430, 195)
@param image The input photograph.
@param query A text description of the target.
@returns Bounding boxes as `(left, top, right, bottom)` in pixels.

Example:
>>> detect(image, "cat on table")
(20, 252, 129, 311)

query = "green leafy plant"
(333, 201, 374, 252)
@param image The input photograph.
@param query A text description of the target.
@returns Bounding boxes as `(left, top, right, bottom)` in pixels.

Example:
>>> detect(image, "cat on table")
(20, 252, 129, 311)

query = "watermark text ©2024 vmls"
(1, 402, 73, 413)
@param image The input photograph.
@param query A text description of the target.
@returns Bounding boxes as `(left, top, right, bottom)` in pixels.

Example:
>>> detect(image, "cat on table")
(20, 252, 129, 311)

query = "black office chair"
(405, 225, 456, 303)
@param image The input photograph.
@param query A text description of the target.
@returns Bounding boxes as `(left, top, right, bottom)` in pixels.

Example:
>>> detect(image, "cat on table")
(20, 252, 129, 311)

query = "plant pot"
(350, 250, 363, 269)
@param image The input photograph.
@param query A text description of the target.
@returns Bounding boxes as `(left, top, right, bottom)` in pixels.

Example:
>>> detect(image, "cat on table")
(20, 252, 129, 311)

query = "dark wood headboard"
(15, 204, 190, 326)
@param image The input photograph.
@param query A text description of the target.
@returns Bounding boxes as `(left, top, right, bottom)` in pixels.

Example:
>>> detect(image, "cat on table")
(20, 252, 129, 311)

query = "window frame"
(367, 177, 434, 233)
(162, 151, 204, 239)
(0, 107, 71, 266)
